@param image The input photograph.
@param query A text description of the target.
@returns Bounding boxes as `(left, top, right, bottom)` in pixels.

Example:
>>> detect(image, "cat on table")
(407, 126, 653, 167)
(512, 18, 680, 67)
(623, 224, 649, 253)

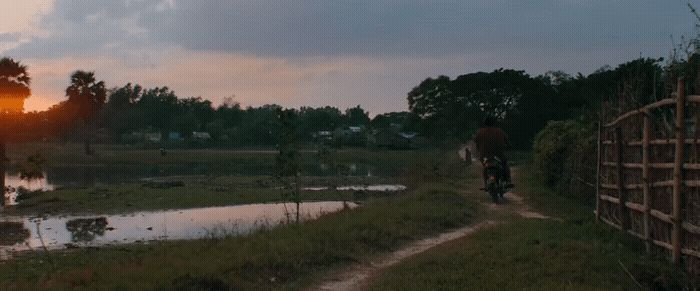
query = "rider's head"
(482, 115, 497, 127)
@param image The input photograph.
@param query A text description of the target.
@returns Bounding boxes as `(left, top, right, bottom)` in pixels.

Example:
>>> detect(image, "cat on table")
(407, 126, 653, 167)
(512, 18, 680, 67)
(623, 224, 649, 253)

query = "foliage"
(0, 57, 31, 106)
(65, 71, 106, 121)
(532, 119, 596, 200)
(407, 70, 558, 147)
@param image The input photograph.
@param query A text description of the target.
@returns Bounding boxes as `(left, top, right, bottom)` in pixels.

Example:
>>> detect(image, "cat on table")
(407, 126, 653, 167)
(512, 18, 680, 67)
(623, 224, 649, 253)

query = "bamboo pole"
(643, 110, 651, 252)
(596, 122, 603, 222)
(672, 78, 686, 265)
(616, 127, 630, 230)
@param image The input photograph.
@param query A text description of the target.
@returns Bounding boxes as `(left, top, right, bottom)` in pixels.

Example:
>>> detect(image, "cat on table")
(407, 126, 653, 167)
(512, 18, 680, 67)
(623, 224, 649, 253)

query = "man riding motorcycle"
(473, 115, 513, 188)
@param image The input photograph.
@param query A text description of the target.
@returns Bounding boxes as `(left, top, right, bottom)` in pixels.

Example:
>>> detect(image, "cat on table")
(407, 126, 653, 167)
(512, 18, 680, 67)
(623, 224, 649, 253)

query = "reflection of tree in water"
(65, 217, 108, 243)
(0, 222, 30, 246)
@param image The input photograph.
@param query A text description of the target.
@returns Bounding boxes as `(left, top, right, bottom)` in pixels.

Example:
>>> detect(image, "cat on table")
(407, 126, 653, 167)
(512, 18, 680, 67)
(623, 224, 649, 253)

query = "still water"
(3, 163, 395, 191)
(0, 201, 356, 260)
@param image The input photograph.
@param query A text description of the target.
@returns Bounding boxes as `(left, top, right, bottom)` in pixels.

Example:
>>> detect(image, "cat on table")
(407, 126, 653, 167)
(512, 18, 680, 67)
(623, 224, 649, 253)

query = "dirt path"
(312, 189, 550, 291)
(312, 150, 551, 291)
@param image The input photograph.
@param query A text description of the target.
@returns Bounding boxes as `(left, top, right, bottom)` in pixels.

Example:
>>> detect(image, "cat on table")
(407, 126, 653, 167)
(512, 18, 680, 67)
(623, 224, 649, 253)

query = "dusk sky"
(1, 0, 697, 114)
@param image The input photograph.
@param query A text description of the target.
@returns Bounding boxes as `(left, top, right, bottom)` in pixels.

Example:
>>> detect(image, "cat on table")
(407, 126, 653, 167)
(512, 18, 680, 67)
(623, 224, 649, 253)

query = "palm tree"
(65, 71, 106, 155)
(0, 57, 31, 207)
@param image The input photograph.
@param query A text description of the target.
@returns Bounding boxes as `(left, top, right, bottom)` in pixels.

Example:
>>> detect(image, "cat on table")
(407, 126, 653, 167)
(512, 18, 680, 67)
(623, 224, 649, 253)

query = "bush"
(532, 119, 596, 200)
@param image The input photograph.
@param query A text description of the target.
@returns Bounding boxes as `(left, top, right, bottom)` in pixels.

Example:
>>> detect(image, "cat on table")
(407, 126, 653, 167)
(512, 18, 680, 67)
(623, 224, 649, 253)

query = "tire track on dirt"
(311, 150, 552, 291)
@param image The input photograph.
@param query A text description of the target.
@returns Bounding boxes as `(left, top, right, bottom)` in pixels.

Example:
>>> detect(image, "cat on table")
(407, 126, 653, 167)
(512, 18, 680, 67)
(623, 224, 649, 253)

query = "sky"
(0, 0, 697, 114)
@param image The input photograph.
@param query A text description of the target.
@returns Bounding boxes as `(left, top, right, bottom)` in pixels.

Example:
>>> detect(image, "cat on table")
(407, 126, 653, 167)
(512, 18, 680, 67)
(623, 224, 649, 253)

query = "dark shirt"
(473, 127, 509, 159)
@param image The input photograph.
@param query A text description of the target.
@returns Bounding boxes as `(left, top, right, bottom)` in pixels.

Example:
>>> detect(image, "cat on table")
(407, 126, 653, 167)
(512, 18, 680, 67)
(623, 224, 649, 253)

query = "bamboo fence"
(597, 78, 700, 271)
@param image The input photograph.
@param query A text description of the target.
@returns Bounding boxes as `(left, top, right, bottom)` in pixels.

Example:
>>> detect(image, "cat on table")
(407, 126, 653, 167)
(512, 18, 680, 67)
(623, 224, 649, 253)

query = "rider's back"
(474, 127, 508, 159)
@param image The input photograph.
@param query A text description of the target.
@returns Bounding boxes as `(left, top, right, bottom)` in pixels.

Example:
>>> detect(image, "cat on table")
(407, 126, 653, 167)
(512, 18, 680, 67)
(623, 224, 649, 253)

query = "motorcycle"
(481, 157, 508, 203)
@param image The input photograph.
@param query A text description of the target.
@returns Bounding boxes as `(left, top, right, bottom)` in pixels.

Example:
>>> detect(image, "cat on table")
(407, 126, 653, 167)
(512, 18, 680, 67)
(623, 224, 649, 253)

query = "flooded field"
(0, 201, 356, 259)
(3, 162, 398, 191)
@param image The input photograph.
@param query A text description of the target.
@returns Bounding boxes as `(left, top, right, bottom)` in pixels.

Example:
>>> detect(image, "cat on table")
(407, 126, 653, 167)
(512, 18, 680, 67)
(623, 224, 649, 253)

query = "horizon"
(2, 0, 697, 113)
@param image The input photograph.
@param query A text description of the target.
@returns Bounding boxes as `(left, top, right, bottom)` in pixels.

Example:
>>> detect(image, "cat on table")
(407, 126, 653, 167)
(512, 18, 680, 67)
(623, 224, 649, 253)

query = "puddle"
(0, 201, 356, 259)
(302, 184, 407, 192)
(3, 162, 397, 191)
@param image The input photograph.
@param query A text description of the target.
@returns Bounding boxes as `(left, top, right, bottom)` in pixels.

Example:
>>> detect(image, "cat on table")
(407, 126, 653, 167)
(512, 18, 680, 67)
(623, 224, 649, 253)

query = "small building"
(144, 132, 162, 143)
(168, 132, 183, 141)
(334, 126, 367, 147)
(191, 131, 212, 140)
(312, 131, 333, 145)
(370, 129, 419, 150)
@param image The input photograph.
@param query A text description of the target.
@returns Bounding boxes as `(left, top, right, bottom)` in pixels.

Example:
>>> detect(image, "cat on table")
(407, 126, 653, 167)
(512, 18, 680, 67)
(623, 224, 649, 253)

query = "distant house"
(144, 132, 162, 143)
(370, 129, 419, 149)
(168, 132, 183, 141)
(191, 132, 212, 140)
(334, 126, 367, 147)
(312, 131, 333, 145)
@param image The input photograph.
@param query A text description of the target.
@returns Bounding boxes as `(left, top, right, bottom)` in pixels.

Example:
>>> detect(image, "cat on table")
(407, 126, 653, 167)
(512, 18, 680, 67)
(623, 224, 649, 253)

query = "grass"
(4, 144, 454, 215)
(8, 175, 397, 215)
(371, 162, 689, 290)
(0, 162, 481, 289)
(6, 142, 437, 169)
(0, 145, 483, 289)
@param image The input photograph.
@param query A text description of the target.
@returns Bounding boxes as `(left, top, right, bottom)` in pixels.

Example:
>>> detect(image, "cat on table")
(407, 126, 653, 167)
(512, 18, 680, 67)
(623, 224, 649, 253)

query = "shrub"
(532, 119, 596, 201)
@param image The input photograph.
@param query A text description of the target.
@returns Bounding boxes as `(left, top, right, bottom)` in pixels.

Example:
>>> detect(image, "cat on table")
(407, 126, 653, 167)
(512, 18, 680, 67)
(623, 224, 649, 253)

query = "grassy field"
(371, 163, 690, 290)
(0, 148, 482, 290)
(4, 143, 459, 215)
(5, 143, 435, 168)
(9, 175, 398, 215)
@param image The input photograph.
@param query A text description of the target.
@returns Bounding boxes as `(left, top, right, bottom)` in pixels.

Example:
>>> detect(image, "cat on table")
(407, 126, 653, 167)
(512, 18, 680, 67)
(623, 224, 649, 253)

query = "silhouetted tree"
(0, 57, 31, 206)
(65, 71, 106, 155)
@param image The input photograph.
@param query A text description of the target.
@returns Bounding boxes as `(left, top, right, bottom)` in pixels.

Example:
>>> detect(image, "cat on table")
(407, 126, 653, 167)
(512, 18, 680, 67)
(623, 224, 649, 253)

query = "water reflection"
(65, 217, 108, 243)
(302, 184, 407, 192)
(3, 162, 395, 192)
(0, 201, 355, 258)
(0, 221, 30, 246)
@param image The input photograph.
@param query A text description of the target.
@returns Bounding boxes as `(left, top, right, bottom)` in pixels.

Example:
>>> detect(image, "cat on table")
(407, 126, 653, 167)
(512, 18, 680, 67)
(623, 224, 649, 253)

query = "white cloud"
(0, 0, 54, 52)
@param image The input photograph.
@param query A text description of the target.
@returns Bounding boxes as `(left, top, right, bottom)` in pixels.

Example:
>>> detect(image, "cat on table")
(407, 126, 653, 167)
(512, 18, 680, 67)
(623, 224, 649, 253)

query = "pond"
(3, 163, 397, 191)
(0, 201, 356, 260)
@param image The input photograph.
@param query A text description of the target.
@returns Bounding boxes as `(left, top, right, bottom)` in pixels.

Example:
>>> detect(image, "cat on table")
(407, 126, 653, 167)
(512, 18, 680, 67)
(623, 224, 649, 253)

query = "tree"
(103, 83, 143, 138)
(65, 71, 106, 155)
(344, 105, 370, 126)
(0, 57, 31, 206)
(407, 70, 557, 146)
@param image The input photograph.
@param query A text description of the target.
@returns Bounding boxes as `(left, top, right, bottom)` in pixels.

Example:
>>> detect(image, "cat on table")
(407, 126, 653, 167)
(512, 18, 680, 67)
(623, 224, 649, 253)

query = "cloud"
(6, 0, 700, 114)
(10, 0, 697, 59)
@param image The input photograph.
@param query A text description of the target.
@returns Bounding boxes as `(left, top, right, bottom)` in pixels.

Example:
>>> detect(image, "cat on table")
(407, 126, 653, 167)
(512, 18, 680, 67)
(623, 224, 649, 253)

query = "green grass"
(0, 178, 480, 290)
(6, 143, 439, 169)
(8, 175, 396, 215)
(371, 163, 689, 290)
(5, 144, 454, 215)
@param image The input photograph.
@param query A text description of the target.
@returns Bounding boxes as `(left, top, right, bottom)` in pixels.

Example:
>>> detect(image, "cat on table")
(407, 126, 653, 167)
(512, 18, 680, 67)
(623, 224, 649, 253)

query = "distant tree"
(137, 87, 178, 133)
(103, 83, 143, 138)
(0, 57, 31, 206)
(344, 105, 370, 126)
(407, 70, 557, 146)
(65, 71, 106, 155)
(298, 106, 343, 138)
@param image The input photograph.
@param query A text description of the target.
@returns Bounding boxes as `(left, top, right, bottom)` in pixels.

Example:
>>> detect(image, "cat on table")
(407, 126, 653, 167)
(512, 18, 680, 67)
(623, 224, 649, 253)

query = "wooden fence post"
(672, 77, 686, 265)
(616, 127, 630, 230)
(642, 110, 651, 252)
(596, 122, 603, 223)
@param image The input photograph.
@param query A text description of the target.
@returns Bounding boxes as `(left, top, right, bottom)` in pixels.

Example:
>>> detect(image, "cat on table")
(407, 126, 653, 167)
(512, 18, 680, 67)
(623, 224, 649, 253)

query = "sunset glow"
(1, 0, 695, 114)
